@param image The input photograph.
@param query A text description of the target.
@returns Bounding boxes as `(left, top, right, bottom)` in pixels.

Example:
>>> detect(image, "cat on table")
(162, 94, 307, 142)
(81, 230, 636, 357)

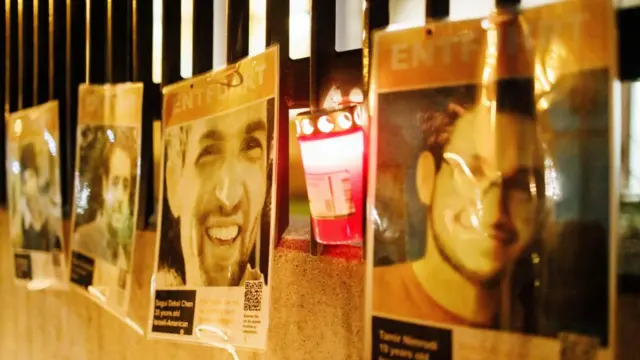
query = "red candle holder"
(295, 104, 367, 245)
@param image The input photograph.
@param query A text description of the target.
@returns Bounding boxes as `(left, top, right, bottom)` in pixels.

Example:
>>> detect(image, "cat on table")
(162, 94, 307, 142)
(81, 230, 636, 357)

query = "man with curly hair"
(75, 140, 134, 267)
(373, 103, 546, 328)
(158, 101, 268, 287)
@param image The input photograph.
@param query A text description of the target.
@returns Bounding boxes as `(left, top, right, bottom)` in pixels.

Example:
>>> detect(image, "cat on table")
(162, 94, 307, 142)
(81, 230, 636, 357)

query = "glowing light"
(106, 129, 115, 143)
(77, 182, 91, 215)
(249, 0, 266, 56)
(299, 131, 364, 170)
(323, 86, 342, 109)
(388, 0, 425, 28)
(289, 0, 311, 60)
(44, 131, 57, 156)
(295, 119, 301, 135)
(337, 112, 353, 129)
(301, 118, 314, 135)
(11, 161, 21, 174)
(152, 0, 162, 84)
(14, 119, 23, 136)
(180, 0, 194, 78)
(212, 0, 227, 70)
(354, 106, 364, 125)
(450, 0, 493, 21)
(317, 116, 334, 133)
(348, 88, 364, 103)
(335, 0, 363, 52)
(544, 156, 562, 200)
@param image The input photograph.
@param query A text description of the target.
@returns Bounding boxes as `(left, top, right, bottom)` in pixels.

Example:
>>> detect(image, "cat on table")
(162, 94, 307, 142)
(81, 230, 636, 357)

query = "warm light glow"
(299, 132, 364, 172)
(348, 88, 364, 103)
(335, 0, 363, 52)
(289, 0, 311, 60)
(298, 130, 365, 244)
(323, 86, 342, 109)
(212, 0, 227, 70)
(337, 112, 353, 129)
(388, 0, 425, 29)
(317, 115, 334, 133)
(180, 0, 194, 78)
(295, 119, 301, 135)
(354, 106, 364, 125)
(249, 0, 266, 56)
(152, 0, 162, 84)
(301, 118, 314, 135)
(449, 0, 493, 21)
(13, 119, 23, 135)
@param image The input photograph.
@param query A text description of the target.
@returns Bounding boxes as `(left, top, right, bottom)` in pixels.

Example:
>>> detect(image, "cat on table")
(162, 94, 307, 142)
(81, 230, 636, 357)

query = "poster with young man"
(147, 45, 280, 350)
(5, 100, 66, 287)
(366, 1, 617, 360)
(69, 83, 143, 317)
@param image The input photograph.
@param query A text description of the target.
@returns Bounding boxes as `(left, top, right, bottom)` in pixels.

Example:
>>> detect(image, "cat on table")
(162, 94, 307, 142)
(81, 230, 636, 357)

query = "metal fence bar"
(193, 0, 213, 75)
(227, 0, 249, 63)
(161, 0, 181, 86)
(88, 0, 106, 83)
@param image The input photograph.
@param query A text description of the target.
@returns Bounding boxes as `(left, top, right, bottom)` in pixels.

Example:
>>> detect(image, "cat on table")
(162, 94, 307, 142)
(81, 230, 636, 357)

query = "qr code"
(244, 281, 263, 312)
(559, 332, 599, 360)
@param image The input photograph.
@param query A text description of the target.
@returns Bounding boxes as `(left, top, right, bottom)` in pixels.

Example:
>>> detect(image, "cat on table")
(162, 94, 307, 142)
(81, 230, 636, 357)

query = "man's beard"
(197, 216, 259, 287)
(429, 207, 504, 289)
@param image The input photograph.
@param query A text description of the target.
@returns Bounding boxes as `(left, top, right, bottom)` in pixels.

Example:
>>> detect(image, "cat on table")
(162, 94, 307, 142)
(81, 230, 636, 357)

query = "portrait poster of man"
(148, 46, 280, 350)
(366, 2, 616, 360)
(69, 83, 143, 315)
(5, 100, 66, 286)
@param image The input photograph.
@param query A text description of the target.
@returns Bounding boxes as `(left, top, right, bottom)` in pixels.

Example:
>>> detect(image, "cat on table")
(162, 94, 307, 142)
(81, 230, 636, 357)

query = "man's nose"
(477, 182, 503, 230)
(214, 159, 243, 213)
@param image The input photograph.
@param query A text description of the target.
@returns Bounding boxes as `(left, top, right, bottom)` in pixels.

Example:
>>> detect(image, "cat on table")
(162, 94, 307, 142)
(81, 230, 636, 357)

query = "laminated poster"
(5, 100, 66, 288)
(69, 83, 144, 318)
(148, 45, 279, 350)
(365, 1, 617, 360)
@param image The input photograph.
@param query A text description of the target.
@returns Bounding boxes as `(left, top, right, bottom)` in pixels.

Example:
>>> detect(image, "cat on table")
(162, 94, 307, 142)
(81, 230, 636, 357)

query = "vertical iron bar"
(426, 0, 449, 20)
(266, 0, 290, 245)
(111, 0, 131, 83)
(22, 0, 32, 108)
(4, 0, 9, 113)
(18, 0, 23, 109)
(89, 0, 106, 84)
(192, 0, 213, 75)
(85, 0, 90, 82)
(226, 0, 249, 63)
(131, 0, 138, 81)
(106, 0, 112, 82)
(48, 0, 53, 99)
(33, 0, 38, 105)
(161, 0, 181, 85)
(137, 0, 159, 228)
(362, 0, 388, 95)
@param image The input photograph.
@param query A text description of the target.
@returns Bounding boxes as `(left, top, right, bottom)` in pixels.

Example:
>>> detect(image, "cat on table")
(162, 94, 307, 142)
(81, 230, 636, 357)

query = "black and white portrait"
(72, 125, 139, 270)
(156, 99, 275, 288)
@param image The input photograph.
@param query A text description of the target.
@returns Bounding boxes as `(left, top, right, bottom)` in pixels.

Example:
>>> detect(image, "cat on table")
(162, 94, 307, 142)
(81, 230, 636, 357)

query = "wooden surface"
(0, 213, 365, 360)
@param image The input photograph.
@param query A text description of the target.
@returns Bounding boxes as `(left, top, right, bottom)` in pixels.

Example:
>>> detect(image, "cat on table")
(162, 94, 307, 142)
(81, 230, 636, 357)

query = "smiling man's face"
(418, 108, 544, 284)
(176, 102, 268, 286)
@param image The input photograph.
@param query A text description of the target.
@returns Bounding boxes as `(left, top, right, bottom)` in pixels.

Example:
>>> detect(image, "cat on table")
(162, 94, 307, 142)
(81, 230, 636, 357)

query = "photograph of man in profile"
(373, 102, 546, 329)
(74, 141, 134, 268)
(17, 142, 62, 251)
(158, 100, 271, 287)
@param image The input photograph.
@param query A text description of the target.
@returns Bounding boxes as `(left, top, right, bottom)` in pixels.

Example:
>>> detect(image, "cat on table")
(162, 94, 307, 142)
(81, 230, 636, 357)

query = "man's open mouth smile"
(205, 225, 241, 246)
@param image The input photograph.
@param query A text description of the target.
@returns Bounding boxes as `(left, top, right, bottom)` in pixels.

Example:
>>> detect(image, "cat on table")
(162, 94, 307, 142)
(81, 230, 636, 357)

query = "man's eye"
(195, 144, 222, 163)
(112, 177, 120, 187)
(241, 136, 263, 160)
(241, 136, 263, 152)
(123, 178, 130, 191)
